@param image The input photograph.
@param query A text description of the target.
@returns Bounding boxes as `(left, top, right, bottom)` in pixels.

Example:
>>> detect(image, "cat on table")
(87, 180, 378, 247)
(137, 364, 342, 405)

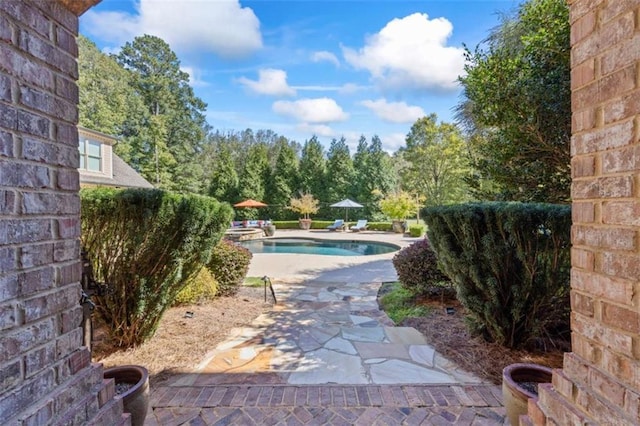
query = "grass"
(243, 276, 265, 287)
(379, 282, 431, 324)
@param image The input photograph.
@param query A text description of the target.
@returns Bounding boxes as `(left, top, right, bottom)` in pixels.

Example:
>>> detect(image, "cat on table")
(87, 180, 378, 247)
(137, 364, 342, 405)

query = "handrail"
(261, 275, 277, 304)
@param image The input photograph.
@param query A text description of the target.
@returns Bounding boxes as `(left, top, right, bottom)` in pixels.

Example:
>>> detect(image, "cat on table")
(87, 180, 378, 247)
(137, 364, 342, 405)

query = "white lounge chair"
(350, 219, 368, 232)
(326, 219, 345, 231)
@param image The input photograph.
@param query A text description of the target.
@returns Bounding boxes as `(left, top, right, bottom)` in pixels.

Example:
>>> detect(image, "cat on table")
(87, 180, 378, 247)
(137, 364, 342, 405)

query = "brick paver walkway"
(146, 384, 507, 425)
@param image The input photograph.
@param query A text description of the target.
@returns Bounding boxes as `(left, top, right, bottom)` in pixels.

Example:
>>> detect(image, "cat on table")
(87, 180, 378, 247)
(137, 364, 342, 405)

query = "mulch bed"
(399, 297, 565, 384)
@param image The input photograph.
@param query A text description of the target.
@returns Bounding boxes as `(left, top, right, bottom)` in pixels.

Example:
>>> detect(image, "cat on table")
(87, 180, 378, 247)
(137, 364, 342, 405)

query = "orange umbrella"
(233, 199, 268, 208)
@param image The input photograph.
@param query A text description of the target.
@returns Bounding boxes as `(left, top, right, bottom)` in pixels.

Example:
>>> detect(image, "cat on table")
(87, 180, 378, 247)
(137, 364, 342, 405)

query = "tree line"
(77, 0, 571, 221)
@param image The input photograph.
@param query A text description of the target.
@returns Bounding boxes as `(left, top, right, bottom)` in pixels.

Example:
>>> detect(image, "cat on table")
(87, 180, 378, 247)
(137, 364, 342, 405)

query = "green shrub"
(272, 220, 300, 229)
(424, 202, 571, 349)
(408, 224, 426, 237)
(392, 239, 451, 297)
(367, 222, 393, 232)
(81, 188, 233, 348)
(174, 268, 219, 305)
(379, 282, 431, 324)
(208, 239, 252, 296)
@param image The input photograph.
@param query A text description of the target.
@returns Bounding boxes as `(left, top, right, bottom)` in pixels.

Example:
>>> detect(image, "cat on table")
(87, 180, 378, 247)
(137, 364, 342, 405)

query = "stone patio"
(146, 231, 507, 425)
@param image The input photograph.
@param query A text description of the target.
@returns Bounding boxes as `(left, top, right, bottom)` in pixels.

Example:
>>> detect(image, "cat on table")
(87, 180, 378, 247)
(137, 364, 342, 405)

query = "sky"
(80, 0, 521, 152)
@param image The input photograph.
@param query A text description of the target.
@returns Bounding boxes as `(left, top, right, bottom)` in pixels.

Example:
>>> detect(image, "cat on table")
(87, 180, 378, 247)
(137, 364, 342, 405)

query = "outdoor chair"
(350, 219, 368, 232)
(326, 219, 345, 231)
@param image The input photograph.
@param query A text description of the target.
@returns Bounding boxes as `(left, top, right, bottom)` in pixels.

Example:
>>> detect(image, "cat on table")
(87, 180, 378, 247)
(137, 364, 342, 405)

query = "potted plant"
(104, 365, 150, 426)
(288, 193, 319, 230)
(378, 191, 414, 233)
(502, 363, 553, 426)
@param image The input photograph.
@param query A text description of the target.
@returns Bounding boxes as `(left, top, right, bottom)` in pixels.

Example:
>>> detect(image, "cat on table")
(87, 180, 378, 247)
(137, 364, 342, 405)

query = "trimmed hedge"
(408, 224, 426, 237)
(272, 220, 393, 231)
(81, 188, 233, 348)
(208, 239, 252, 296)
(424, 202, 571, 349)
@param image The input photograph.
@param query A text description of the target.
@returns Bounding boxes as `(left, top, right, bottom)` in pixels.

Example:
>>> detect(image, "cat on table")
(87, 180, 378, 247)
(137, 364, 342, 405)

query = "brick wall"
(530, 0, 640, 424)
(0, 1, 126, 424)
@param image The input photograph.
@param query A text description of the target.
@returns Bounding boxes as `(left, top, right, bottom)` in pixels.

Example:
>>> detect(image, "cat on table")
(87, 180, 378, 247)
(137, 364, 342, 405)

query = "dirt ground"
(93, 284, 565, 387)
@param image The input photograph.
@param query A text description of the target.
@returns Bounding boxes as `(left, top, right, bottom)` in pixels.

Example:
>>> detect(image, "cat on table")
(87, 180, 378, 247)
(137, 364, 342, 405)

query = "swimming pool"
(239, 238, 399, 256)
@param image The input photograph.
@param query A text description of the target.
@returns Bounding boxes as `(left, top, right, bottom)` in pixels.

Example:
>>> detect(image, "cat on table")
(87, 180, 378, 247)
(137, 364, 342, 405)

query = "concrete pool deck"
(146, 229, 507, 425)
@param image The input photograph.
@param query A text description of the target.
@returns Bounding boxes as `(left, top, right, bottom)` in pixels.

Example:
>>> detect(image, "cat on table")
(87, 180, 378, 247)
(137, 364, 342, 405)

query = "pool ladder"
(261, 276, 277, 304)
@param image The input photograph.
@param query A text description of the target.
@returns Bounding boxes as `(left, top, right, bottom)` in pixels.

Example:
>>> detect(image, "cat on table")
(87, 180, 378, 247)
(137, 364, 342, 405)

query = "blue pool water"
(239, 238, 399, 256)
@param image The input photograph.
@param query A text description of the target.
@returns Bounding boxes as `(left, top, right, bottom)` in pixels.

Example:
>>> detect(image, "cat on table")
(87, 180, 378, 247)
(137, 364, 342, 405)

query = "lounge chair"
(326, 219, 345, 231)
(350, 219, 368, 232)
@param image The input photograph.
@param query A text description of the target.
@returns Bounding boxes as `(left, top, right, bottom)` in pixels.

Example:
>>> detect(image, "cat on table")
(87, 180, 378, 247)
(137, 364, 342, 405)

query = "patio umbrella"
(233, 199, 268, 208)
(330, 198, 363, 222)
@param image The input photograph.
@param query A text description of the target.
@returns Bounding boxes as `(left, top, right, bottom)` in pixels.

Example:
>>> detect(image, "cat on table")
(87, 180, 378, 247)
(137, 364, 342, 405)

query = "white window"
(79, 138, 102, 172)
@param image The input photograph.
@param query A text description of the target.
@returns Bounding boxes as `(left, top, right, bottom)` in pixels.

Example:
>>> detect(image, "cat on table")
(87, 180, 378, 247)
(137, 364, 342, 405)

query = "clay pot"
(104, 365, 149, 426)
(502, 363, 552, 426)
(299, 219, 312, 230)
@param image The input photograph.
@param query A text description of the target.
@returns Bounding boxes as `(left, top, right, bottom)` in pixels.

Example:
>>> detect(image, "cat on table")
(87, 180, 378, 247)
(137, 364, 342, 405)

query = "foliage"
(298, 136, 327, 201)
(379, 282, 431, 324)
(324, 137, 355, 213)
(207, 143, 238, 202)
(174, 268, 219, 305)
(392, 239, 450, 296)
(457, 0, 570, 203)
(81, 188, 233, 347)
(207, 239, 253, 297)
(116, 35, 209, 193)
(424, 202, 571, 349)
(77, 36, 147, 139)
(353, 135, 398, 219)
(400, 114, 471, 206)
(236, 143, 270, 220)
(408, 224, 426, 237)
(378, 191, 415, 220)
(266, 139, 300, 219)
(287, 193, 320, 220)
(366, 222, 394, 232)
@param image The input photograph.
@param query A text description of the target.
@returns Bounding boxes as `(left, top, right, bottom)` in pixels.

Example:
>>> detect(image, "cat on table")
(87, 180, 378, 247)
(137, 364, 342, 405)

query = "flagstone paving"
(147, 277, 507, 424)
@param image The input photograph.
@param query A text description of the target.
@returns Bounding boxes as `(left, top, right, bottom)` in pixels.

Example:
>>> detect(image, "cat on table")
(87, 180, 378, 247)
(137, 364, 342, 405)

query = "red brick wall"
(531, 0, 640, 424)
(0, 1, 125, 424)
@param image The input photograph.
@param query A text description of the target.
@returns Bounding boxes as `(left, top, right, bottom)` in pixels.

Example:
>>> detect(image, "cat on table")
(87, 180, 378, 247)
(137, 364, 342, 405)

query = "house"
(78, 126, 154, 188)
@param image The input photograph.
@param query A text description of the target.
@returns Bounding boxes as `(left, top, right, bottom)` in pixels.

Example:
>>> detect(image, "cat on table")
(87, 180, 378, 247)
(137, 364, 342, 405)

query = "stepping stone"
(341, 326, 385, 343)
(384, 327, 428, 344)
(287, 349, 368, 384)
(369, 359, 456, 384)
(324, 336, 357, 355)
(353, 342, 410, 360)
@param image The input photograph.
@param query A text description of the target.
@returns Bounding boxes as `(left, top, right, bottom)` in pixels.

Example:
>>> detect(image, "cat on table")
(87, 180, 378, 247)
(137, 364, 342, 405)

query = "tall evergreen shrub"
(424, 202, 571, 349)
(81, 188, 233, 347)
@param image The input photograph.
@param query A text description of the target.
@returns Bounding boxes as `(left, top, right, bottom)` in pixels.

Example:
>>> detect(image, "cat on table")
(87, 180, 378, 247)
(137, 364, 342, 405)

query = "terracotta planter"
(104, 365, 149, 426)
(299, 219, 312, 230)
(391, 220, 405, 233)
(502, 363, 552, 426)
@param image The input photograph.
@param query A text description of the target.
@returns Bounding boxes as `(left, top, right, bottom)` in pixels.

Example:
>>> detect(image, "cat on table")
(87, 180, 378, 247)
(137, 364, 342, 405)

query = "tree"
(207, 143, 238, 202)
(288, 193, 320, 220)
(265, 138, 299, 219)
(298, 136, 327, 201)
(236, 143, 269, 219)
(116, 35, 209, 193)
(401, 114, 471, 206)
(457, 0, 570, 203)
(325, 136, 354, 204)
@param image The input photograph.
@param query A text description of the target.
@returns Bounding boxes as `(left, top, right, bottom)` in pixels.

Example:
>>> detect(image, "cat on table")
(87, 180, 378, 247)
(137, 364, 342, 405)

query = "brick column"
(528, 1, 640, 424)
(0, 1, 126, 424)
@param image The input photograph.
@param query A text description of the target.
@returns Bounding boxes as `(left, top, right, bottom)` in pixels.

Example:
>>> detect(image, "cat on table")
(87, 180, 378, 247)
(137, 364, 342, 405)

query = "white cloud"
(237, 69, 296, 96)
(83, 0, 262, 59)
(342, 13, 465, 92)
(311, 50, 340, 67)
(339, 83, 369, 95)
(298, 123, 334, 137)
(360, 99, 425, 123)
(273, 98, 349, 123)
(383, 133, 407, 152)
(181, 66, 209, 87)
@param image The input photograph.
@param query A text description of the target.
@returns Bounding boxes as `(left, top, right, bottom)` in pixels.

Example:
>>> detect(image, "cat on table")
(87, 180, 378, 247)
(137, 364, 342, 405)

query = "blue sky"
(80, 0, 520, 152)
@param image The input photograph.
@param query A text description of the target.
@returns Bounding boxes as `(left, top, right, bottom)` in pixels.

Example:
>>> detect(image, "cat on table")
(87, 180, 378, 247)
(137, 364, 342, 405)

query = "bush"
(408, 224, 426, 237)
(367, 222, 393, 232)
(81, 188, 233, 348)
(174, 268, 219, 305)
(424, 202, 571, 349)
(392, 239, 451, 297)
(208, 239, 252, 296)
